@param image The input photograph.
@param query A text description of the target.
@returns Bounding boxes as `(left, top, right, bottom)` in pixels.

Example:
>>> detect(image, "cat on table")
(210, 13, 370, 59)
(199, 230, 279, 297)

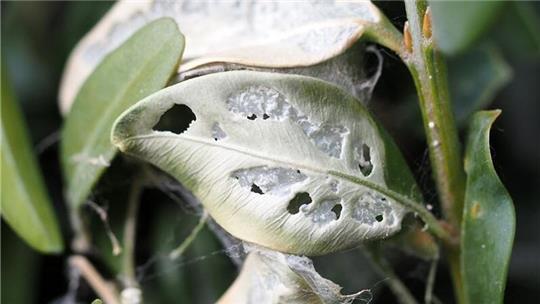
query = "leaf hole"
(359, 143, 373, 176)
(250, 183, 264, 195)
(287, 192, 312, 214)
(331, 204, 342, 220)
(154, 104, 196, 134)
(375, 214, 383, 222)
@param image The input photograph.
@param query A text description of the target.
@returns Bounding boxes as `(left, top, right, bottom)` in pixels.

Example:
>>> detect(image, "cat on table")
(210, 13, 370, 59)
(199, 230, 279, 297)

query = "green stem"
(169, 211, 208, 260)
(122, 177, 144, 288)
(402, 1, 466, 303)
(365, 246, 418, 304)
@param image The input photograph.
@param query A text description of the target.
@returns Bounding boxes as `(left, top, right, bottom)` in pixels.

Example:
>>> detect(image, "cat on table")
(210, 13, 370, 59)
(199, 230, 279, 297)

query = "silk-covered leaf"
(1, 70, 63, 253)
(429, 0, 506, 55)
(59, 0, 402, 114)
(112, 71, 422, 255)
(61, 18, 184, 208)
(218, 247, 370, 304)
(461, 110, 515, 304)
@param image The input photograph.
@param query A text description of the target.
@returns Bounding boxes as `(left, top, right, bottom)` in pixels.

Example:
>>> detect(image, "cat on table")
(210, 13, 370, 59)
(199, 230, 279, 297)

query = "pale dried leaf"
(60, 0, 400, 114)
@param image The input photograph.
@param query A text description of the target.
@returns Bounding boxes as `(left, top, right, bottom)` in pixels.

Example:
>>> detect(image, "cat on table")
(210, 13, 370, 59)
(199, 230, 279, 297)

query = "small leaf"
(59, 0, 401, 114)
(1, 69, 63, 253)
(449, 45, 512, 124)
(218, 247, 371, 304)
(461, 110, 515, 304)
(61, 18, 184, 208)
(112, 71, 422, 255)
(429, 0, 506, 55)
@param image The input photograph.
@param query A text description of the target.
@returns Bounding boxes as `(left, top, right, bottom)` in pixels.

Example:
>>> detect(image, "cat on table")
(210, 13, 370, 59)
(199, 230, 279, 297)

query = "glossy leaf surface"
(461, 110, 515, 304)
(61, 18, 184, 208)
(112, 71, 422, 255)
(1, 71, 63, 253)
(59, 0, 402, 114)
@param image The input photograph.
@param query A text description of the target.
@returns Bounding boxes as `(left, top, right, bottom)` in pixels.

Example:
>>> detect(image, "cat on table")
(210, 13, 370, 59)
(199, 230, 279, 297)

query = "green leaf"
(449, 45, 512, 125)
(461, 110, 515, 304)
(429, 0, 506, 55)
(112, 71, 422, 256)
(1, 69, 63, 253)
(59, 0, 402, 114)
(61, 18, 184, 208)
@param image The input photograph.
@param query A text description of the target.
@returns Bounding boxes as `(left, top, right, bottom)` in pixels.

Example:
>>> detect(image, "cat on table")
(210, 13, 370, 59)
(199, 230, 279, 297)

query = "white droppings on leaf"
(352, 192, 394, 226)
(226, 86, 293, 121)
(298, 118, 349, 158)
(227, 86, 348, 158)
(301, 198, 341, 224)
(211, 122, 227, 141)
(232, 166, 308, 196)
(328, 179, 340, 193)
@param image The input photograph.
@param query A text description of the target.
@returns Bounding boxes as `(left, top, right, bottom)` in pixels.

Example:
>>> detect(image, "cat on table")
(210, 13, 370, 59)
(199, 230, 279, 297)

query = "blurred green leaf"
(61, 18, 184, 208)
(429, 0, 506, 55)
(1, 69, 63, 253)
(449, 45, 512, 125)
(495, 1, 540, 60)
(461, 110, 515, 304)
(1, 223, 39, 304)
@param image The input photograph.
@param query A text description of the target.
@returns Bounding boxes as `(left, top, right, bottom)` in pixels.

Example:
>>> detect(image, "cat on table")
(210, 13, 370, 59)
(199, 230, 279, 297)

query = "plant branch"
(122, 176, 144, 288)
(402, 0, 465, 230)
(169, 211, 208, 260)
(69, 255, 120, 304)
(402, 1, 467, 302)
(365, 246, 418, 304)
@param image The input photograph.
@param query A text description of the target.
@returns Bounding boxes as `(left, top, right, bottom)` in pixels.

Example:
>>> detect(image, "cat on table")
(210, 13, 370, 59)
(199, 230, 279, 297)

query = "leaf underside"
(112, 71, 421, 255)
(461, 110, 515, 304)
(61, 18, 184, 208)
(1, 70, 63, 253)
(59, 0, 401, 114)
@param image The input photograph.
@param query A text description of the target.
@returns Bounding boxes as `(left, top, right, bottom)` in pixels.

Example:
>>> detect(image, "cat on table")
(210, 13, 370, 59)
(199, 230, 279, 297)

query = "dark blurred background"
(1, 1, 539, 303)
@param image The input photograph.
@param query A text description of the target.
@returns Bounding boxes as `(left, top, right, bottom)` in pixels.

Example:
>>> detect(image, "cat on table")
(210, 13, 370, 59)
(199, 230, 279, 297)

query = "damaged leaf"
(112, 71, 422, 255)
(461, 110, 515, 304)
(61, 18, 184, 208)
(59, 0, 401, 114)
(218, 246, 371, 304)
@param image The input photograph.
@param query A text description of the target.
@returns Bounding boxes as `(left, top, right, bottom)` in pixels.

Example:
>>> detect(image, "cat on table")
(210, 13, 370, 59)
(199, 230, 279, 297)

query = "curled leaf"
(461, 110, 515, 304)
(218, 246, 371, 304)
(59, 0, 401, 114)
(112, 71, 421, 255)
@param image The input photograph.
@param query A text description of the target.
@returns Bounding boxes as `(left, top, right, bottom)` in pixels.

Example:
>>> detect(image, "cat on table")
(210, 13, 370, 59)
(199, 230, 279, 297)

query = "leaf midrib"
(121, 132, 422, 210)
